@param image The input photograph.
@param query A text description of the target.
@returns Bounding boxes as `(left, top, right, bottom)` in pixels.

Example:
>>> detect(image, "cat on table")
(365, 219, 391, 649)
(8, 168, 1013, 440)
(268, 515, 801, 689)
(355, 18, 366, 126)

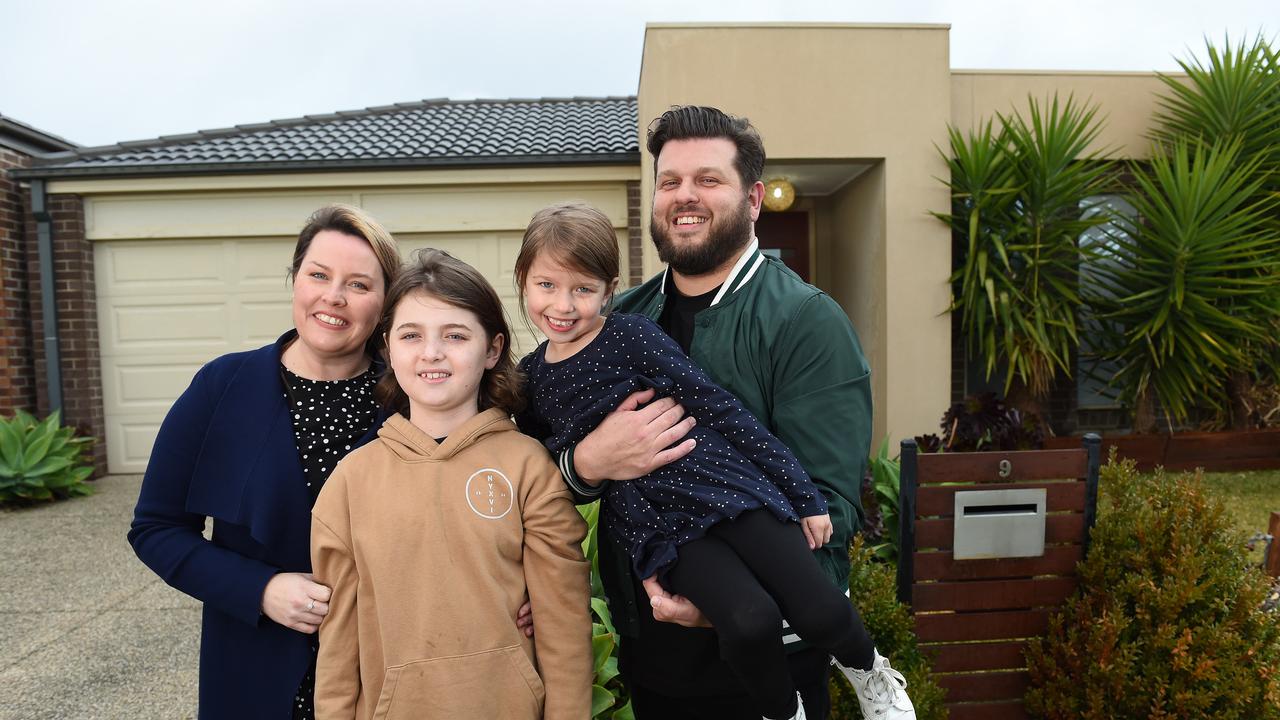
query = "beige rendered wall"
(639, 23, 954, 444)
(824, 162, 889, 445)
(951, 71, 1178, 159)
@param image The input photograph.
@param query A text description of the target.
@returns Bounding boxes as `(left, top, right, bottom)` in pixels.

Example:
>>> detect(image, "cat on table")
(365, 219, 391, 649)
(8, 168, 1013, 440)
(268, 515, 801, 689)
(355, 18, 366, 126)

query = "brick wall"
(24, 194, 107, 475)
(0, 148, 36, 417)
(626, 180, 643, 286)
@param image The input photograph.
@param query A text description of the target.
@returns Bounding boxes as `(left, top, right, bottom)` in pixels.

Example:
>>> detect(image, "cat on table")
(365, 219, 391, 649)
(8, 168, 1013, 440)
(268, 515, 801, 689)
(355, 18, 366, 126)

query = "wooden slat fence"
(897, 435, 1101, 720)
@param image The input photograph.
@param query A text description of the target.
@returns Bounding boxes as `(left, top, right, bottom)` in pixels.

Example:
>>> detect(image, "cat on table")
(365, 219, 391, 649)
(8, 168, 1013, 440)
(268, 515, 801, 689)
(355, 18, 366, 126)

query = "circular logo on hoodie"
(465, 468, 514, 519)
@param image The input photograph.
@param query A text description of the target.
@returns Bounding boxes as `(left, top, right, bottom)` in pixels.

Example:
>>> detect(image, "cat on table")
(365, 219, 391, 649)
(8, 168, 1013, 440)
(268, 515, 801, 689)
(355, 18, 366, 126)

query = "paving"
(0, 475, 199, 719)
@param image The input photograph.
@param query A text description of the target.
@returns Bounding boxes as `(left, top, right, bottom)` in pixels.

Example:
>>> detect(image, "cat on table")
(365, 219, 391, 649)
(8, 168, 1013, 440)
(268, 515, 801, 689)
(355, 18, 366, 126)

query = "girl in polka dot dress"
(515, 203, 892, 720)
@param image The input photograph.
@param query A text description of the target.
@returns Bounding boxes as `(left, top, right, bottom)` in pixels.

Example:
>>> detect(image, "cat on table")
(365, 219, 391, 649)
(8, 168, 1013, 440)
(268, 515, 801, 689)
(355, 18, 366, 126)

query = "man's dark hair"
(646, 106, 765, 186)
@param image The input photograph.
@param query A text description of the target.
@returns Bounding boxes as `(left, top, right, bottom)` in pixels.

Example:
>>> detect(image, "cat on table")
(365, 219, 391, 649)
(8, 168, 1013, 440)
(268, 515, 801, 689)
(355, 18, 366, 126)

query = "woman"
(129, 205, 402, 719)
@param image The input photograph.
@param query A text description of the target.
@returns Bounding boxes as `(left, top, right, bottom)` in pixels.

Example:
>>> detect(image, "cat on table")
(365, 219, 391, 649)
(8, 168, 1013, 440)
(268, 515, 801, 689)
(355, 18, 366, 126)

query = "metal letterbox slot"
(953, 488, 1047, 560)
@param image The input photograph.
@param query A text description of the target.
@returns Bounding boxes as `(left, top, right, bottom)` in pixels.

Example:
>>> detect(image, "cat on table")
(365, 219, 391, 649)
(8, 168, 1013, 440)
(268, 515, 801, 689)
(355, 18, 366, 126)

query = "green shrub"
(0, 410, 93, 505)
(1024, 455, 1280, 719)
(830, 537, 949, 720)
(860, 438, 902, 561)
(578, 502, 634, 720)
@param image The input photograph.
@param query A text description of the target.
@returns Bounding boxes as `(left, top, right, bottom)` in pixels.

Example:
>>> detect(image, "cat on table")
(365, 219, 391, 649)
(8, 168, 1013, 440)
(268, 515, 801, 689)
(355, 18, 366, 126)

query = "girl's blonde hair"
(375, 248, 524, 416)
(514, 202, 621, 310)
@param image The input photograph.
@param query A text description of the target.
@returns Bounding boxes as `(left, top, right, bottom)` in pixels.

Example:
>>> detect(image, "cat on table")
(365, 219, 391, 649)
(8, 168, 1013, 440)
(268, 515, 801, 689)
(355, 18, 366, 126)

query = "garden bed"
(1044, 427, 1280, 473)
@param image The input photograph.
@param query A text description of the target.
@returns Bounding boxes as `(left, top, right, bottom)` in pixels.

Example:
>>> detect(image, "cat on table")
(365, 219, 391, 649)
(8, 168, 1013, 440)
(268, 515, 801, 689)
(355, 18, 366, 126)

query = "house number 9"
(998, 459, 1012, 478)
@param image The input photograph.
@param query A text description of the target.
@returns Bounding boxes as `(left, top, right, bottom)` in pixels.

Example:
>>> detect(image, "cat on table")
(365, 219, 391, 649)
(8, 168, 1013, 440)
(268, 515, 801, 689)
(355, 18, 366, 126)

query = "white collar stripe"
(733, 254, 766, 294)
(659, 238, 762, 307)
(709, 237, 761, 307)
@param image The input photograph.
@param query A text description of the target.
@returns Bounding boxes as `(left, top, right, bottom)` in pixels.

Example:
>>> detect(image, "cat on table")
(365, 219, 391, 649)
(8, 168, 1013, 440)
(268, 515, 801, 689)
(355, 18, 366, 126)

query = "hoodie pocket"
(372, 645, 545, 720)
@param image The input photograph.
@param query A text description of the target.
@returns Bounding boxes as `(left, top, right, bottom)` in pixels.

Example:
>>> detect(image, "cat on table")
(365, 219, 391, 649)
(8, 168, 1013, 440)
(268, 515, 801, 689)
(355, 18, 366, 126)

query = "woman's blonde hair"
(291, 204, 400, 291)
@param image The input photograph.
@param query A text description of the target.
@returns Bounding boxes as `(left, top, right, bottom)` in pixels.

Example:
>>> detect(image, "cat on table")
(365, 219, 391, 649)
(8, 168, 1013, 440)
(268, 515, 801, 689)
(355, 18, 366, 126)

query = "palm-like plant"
(1086, 139, 1280, 429)
(1152, 35, 1280, 196)
(938, 94, 1114, 406)
(1147, 35, 1280, 428)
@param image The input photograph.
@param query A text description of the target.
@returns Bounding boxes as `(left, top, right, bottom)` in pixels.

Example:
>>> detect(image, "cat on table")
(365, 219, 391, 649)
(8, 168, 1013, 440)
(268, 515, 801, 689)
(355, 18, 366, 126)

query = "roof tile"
(29, 97, 638, 175)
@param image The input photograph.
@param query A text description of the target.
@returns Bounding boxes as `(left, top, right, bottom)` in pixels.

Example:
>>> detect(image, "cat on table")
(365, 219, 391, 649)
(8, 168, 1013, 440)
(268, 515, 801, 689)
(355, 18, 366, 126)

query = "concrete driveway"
(0, 475, 199, 719)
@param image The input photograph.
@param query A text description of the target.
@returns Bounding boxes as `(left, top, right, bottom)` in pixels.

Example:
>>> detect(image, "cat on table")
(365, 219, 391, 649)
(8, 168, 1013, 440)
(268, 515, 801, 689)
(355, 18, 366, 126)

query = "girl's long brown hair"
(375, 248, 524, 416)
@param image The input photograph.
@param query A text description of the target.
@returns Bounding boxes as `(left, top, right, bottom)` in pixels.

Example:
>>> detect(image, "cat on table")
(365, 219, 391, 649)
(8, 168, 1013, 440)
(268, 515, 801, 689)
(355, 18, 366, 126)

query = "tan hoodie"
(311, 408, 591, 720)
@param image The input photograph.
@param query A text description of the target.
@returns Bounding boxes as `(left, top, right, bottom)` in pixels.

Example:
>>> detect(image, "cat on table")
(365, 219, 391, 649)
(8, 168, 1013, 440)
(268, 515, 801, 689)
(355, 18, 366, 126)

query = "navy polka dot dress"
(280, 365, 379, 720)
(519, 313, 827, 581)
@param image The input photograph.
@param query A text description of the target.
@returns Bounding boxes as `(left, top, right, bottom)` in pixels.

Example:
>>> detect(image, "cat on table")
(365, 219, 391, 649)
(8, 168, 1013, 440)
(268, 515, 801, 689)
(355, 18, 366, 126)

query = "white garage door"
(96, 232, 542, 474)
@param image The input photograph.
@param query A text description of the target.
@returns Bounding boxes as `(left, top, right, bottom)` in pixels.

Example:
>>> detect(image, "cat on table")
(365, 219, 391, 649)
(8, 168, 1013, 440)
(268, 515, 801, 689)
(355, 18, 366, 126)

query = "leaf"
(591, 596, 616, 637)
(591, 684, 617, 717)
(18, 420, 58, 472)
(597, 655, 620, 686)
(610, 700, 635, 720)
(0, 419, 22, 469)
(22, 455, 74, 478)
(591, 631, 614, 674)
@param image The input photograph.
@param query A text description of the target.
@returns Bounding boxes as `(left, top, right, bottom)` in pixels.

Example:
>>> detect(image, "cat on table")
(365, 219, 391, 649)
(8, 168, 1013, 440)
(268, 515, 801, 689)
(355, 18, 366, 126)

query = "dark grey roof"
(16, 97, 638, 179)
(0, 113, 79, 155)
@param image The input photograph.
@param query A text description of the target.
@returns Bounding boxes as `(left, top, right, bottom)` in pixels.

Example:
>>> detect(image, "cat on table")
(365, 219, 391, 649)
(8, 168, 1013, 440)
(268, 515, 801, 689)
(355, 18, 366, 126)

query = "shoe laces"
(859, 663, 909, 711)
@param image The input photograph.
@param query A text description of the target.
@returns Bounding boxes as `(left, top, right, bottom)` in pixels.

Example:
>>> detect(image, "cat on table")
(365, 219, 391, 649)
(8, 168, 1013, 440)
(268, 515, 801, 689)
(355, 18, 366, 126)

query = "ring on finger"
(306, 599, 315, 612)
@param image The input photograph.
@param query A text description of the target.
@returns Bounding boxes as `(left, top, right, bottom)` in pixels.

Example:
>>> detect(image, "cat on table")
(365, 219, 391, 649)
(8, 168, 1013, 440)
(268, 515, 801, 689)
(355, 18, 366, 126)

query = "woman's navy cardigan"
(128, 331, 385, 719)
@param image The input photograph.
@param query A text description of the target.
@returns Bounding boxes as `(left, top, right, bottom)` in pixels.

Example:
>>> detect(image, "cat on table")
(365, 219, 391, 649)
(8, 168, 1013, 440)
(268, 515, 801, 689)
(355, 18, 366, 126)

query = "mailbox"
(953, 488, 1047, 560)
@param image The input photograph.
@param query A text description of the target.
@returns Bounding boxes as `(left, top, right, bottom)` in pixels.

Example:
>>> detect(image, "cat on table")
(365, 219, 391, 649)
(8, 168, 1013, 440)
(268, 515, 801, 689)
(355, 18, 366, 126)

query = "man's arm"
(771, 294, 873, 584)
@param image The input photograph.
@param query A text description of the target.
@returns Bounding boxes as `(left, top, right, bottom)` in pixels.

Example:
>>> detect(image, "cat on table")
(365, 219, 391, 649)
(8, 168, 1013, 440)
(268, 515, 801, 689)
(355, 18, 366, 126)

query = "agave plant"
(938, 94, 1115, 409)
(0, 410, 94, 504)
(1085, 139, 1280, 430)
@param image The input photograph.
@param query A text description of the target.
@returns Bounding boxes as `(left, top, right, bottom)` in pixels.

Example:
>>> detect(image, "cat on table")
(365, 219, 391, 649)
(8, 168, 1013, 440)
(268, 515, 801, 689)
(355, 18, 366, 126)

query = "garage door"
(96, 232, 544, 474)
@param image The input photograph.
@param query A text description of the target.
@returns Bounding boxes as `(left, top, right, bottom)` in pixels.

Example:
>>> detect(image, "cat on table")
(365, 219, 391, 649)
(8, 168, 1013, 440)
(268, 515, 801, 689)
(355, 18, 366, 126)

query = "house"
(0, 113, 77, 419)
(8, 23, 1174, 475)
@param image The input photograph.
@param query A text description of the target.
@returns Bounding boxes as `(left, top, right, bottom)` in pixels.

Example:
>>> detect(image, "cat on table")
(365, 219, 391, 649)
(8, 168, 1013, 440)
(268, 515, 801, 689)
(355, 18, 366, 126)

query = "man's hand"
(641, 575, 711, 628)
(574, 388, 697, 485)
(800, 514, 833, 550)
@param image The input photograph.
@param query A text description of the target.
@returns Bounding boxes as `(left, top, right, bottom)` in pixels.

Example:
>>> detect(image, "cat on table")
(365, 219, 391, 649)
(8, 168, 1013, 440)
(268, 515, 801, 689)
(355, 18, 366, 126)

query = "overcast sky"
(3, 0, 1275, 148)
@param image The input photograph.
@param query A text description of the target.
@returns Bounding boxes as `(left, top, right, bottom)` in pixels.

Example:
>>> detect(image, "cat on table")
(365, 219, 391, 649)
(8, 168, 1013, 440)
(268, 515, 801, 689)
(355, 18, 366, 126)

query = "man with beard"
(556, 106, 884, 719)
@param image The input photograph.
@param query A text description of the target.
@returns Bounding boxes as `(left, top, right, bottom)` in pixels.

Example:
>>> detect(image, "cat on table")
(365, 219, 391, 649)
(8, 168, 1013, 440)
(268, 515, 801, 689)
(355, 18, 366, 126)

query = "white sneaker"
(835, 650, 917, 719)
(764, 691, 806, 720)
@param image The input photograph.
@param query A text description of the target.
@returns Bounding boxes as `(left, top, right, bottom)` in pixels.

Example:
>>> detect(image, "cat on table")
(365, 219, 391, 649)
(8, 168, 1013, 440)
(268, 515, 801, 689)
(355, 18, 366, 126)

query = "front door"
(755, 211, 810, 282)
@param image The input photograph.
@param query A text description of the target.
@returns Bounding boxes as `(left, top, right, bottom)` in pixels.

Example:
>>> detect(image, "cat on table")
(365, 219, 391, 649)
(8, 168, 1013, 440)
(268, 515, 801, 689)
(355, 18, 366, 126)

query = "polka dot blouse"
(517, 312, 827, 582)
(280, 364, 379, 720)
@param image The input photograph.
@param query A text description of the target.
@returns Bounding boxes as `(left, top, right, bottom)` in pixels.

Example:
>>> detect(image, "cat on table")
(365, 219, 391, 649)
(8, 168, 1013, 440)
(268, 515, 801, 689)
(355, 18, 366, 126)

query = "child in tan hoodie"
(310, 248, 591, 720)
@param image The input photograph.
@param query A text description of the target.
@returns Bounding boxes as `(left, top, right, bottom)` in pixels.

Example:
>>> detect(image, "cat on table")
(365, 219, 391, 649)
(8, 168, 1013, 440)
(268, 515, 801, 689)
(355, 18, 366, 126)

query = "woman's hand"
(800, 514, 833, 550)
(262, 572, 331, 634)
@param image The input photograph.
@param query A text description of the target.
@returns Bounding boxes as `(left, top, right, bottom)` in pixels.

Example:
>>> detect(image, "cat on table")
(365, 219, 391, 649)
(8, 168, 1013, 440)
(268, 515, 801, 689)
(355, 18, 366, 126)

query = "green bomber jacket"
(560, 240, 873, 637)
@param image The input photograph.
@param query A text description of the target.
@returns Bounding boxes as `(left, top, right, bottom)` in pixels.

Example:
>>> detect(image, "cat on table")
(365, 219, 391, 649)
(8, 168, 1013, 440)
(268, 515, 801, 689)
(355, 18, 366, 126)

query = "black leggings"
(665, 510, 875, 719)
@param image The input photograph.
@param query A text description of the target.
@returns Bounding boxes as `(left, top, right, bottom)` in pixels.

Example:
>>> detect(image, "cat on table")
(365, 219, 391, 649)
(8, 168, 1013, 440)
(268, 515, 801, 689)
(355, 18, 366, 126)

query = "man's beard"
(651, 198, 752, 277)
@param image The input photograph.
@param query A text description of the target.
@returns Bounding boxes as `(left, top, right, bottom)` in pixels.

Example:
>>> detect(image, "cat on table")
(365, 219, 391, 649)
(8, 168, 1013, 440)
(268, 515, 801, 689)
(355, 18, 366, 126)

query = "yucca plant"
(1085, 139, 1280, 430)
(938, 94, 1115, 411)
(1152, 35, 1280, 201)
(0, 410, 94, 504)
(1148, 35, 1280, 428)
